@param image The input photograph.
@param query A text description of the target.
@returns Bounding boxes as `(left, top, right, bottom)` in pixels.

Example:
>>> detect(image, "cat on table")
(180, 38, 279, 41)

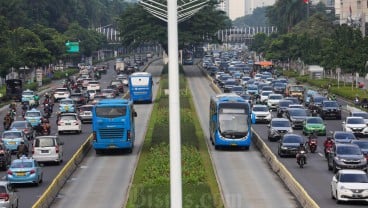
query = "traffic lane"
(51, 61, 163, 207)
(184, 66, 298, 208)
(252, 109, 367, 207)
(6, 62, 118, 207)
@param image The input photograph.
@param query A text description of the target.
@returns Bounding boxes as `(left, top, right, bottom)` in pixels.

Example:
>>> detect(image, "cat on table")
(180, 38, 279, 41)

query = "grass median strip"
(126, 65, 223, 208)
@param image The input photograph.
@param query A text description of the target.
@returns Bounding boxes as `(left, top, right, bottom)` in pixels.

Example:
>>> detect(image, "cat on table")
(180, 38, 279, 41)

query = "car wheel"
(336, 191, 341, 204)
(333, 163, 338, 173)
(278, 149, 283, 157)
(328, 160, 333, 171)
(58, 131, 62, 135)
(331, 187, 335, 199)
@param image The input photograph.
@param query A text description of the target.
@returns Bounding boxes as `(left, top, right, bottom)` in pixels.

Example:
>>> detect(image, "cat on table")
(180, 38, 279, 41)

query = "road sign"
(336, 67, 341, 74)
(66, 41, 79, 53)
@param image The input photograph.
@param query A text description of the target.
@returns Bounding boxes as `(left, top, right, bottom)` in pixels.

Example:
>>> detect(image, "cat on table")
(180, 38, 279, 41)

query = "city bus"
(209, 93, 252, 150)
(128, 72, 153, 103)
(182, 50, 194, 65)
(92, 99, 137, 154)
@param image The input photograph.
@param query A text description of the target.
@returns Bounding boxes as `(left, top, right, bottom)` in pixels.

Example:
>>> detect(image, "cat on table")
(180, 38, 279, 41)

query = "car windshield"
(272, 120, 290, 127)
(340, 173, 368, 183)
(26, 112, 41, 117)
(2, 132, 22, 139)
(290, 109, 307, 117)
(248, 85, 257, 90)
(353, 141, 368, 149)
(10, 122, 26, 129)
(35, 138, 55, 147)
(232, 86, 243, 91)
(289, 86, 304, 91)
(353, 113, 368, 119)
(335, 133, 356, 140)
(283, 136, 302, 143)
(347, 118, 365, 124)
(253, 106, 268, 112)
(22, 91, 33, 96)
(269, 95, 283, 100)
(80, 106, 93, 111)
(274, 83, 285, 88)
(314, 97, 325, 103)
(336, 146, 362, 155)
(60, 115, 77, 121)
(324, 102, 338, 107)
(307, 118, 323, 124)
(60, 100, 73, 105)
(261, 92, 272, 96)
(11, 161, 33, 168)
(279, 101, 292, 108)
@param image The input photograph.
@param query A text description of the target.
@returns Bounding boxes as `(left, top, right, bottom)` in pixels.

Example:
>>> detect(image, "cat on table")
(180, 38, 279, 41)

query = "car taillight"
(55, 145, 59, 153)
(127, 130, 131, 141)
(93, 132, 96, 142)
(0, 193, 9, 201)
(73, 121, 78, 125)
(7, 170, 12, 175)
(30, 169, 35, 174)
(24, 129, 29, 133)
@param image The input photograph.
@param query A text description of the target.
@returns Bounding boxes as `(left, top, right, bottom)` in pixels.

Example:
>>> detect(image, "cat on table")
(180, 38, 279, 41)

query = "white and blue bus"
(128, 72, 153, 103)
(92, 99, 137, 154)
(209, 93, 252, 150)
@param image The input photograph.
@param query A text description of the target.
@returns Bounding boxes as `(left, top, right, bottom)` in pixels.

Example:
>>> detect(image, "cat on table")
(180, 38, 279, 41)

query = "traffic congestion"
(0, 55, 148, 208)
(201, 49, 368, 205)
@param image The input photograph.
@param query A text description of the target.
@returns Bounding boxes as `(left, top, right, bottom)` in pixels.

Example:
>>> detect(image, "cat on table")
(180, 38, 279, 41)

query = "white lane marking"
(318, 152, 324, 158)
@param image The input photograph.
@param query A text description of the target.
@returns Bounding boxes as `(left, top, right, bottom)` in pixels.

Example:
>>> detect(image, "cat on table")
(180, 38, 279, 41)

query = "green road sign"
(66, 41, 79, 53)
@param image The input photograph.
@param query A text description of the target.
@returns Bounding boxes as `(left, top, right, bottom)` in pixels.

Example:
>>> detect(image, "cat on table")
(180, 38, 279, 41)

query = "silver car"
(267, 118, 293, 142)
(78, 105, 93, 124)
(0, 181, 18, 208)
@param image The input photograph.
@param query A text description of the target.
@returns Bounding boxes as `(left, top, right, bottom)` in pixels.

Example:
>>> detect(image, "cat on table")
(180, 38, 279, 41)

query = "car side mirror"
(332, 176, 337, 182)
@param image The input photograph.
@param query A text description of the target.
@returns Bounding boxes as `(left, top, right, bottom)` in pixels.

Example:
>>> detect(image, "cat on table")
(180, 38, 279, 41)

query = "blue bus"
(128, 72, 153, 103)
(209, 93, 252, 150)
(92, 99, 137, 154)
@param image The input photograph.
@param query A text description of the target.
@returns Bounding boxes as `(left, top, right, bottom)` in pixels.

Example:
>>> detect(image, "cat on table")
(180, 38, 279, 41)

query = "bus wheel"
(95, 149, 102, 155)
(214, 145, 220, 150)
(127, 148, 133, 153)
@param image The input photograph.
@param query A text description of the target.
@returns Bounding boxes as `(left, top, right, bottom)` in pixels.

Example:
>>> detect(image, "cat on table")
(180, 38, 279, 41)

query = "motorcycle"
(36, 123, 50, 136)
(311, 109, 318, 117)
(44, 104, 52, 118)
(307, 134, 318, 153)
(354, 97, 360, 105)
(297, 150, 307, 168)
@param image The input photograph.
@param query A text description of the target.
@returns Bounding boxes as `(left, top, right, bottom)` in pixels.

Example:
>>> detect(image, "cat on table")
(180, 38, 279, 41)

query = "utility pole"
(138, 1, 209, 207)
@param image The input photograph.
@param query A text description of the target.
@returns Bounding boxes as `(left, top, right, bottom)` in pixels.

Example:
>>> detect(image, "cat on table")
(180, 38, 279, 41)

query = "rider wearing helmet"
(296, 143, 307, 164)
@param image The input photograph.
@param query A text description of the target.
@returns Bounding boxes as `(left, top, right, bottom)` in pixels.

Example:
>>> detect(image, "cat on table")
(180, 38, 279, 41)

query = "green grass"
(126, 64, 224, 208)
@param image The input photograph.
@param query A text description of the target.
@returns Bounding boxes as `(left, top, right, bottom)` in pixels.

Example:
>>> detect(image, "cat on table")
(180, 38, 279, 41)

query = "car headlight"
(281, 146, 288, 150)
(361, 158, 367, 163)
(345, 127, 352, 132)
(265, 113, 272, 119)
(288, 129, 293, 133)
(335, 156, 342, 161)
(339, 185, 347, 190)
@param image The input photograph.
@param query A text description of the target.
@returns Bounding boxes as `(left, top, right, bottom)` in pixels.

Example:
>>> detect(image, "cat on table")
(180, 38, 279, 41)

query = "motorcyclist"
(296, 143, 307, 164)
(323, 136, 334, 156)
(9, 102, 16, 111)
(33, 94, 40, 106)
(40, 117, 51, 135)
(16, 141, 28, 159)
(3, 113, 12, 130)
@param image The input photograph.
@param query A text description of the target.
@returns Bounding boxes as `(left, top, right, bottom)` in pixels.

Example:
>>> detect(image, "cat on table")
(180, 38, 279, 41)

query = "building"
(335, 0, 368, 26)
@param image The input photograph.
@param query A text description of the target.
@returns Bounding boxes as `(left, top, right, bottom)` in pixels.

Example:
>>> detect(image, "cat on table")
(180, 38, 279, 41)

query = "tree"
(117, 2, 230, 53)
(233, 7, 270, 27)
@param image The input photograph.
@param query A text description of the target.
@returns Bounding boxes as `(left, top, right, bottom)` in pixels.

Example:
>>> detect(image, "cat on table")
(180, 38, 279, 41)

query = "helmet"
(327, 136, 332, 140)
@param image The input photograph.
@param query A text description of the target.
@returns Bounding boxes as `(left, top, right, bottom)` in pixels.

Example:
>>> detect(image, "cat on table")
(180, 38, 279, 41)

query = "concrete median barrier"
(32, 135, 93, 208)
(198, 65, 319, 208)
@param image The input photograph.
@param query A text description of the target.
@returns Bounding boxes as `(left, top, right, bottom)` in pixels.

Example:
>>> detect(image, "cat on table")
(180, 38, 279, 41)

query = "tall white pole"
(168, 0, 182, 207)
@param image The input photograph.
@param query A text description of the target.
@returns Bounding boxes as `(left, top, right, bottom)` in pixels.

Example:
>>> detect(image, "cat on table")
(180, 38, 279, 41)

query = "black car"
(273, 83, 286, 94)
(70, 93, 87, 106)
(309, 95, 328, 111)
(327, 143, 367, 173)
(278, 134, 304, 157)
(285, 108, 308, 129)
(276, 100, 293, 118)
(318, 100, 341, 120)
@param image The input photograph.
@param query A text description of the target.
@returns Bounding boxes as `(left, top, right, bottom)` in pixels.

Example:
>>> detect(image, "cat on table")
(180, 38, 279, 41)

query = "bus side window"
(212, 114, 216, 121)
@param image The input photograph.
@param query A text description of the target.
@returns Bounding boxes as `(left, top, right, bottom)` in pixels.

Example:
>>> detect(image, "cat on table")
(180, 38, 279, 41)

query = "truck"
(285, 84, 305, 102)
(114, 60, 126, 74)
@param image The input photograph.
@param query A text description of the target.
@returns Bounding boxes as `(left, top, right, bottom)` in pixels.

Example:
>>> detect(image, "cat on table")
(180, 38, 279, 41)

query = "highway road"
(0, 59, 129, 208)
(183, 65, 299, 208)
(252, 97, 368, 207)
(50, 59, 163, 207)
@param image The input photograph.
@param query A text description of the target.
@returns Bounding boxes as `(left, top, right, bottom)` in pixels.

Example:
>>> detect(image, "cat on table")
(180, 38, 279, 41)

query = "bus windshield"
(219, 108, 248, 133)
(130, 77, 150, 87)
(95, 106, 127, 118)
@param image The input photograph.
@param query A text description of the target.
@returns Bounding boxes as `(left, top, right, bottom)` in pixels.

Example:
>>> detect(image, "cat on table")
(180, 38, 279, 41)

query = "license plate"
(230, 143, 237, 146)
(41, 150, 49, 153)
(108, 145, 117, 149)
(65, 123, 71, 125)
(8, 142, 15, 145)
(85, 112, 91, 115)
(16, 172, 26, 176)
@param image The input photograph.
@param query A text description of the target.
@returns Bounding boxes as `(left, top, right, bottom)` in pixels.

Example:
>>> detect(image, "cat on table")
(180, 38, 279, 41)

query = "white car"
(82, 78, 92, 88)
(350, 111, 368, 124)
(267, 93, 284, 110)
(260, 91, 273, 103)
(57, 113, 82, 134)
(53, 88, 70, 101)
(32, 136, 64, 165)
(252, 104, 272, 123)
(342, 116, 368, 136)
(0, 181, 19, 208)
(87, 80, 101, 92)
(331, 169, 368, 203)
(87, 90, 97, 101)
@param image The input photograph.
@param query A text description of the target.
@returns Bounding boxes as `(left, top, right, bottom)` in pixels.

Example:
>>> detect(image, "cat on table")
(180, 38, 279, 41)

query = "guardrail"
(198, 63, 319, 208)
(32, 57, 161, 208)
